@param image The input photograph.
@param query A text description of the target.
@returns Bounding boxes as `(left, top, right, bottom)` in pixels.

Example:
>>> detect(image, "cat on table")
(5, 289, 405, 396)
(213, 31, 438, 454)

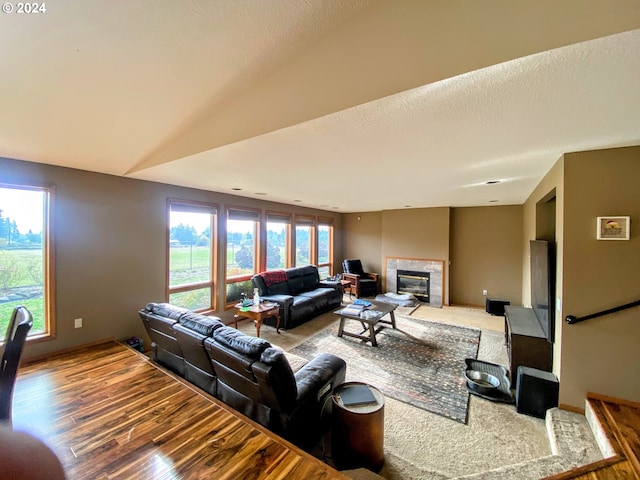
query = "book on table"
(339, 306, 366, 316)
(337, 385, 377, 407)
(352, 299, 372, 307)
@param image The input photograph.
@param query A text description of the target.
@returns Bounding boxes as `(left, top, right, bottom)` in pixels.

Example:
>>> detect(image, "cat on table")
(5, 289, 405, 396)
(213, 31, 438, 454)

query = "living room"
(1, 1, 640, 478)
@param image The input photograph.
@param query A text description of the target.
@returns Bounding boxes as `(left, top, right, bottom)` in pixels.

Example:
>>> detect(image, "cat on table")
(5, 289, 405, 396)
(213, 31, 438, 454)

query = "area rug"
(290, 315, 481, 424)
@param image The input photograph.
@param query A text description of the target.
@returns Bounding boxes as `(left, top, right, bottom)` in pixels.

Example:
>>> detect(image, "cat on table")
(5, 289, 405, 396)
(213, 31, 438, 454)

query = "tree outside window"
(168, 200, 217, 312)
(225, 208, 260, 305)
(295, 215, 315, 267)
(0, 185, 53, 338)
(266, 212, 290, 271)
(317, 219, 333, 279)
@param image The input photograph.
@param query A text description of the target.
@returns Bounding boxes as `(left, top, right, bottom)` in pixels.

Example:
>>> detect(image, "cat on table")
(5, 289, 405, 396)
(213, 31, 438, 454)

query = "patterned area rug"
(290, 315, 481, 424)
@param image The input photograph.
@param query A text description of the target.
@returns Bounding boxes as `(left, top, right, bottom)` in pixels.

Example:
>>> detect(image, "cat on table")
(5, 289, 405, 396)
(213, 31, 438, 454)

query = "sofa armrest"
(342, 272, 361, 288)
(318, 280, 341, 291)
(260, 294, 293, 310)
(294, 353, 346, 403)
(366, 272, 380, 282)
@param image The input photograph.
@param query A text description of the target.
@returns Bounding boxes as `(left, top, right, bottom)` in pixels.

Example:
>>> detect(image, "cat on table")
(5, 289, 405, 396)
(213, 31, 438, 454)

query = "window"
(0, 184, 54, 340)
(317, 217, 334, 279)
(226, 207, 260, 305)
(266, 212, 291, 271)
(167, 200, 217, 312)
(295, 215, 315, 267)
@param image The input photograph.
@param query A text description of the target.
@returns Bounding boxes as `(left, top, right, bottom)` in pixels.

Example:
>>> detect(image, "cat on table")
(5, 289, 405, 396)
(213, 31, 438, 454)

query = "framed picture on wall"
(596, 216, 630, 240)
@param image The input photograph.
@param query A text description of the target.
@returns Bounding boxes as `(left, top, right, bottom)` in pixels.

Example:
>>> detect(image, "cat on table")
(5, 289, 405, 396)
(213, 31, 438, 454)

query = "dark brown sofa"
(251, 265, 342, 330)
(139, 303, 346, 450)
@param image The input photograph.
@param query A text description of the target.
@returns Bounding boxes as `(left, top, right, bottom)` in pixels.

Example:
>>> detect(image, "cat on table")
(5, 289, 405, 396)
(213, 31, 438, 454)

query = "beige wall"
(522, 158, 564, 379)
(523, 147, 640, 408)
(342, 212, 382, 275)
(560, 147, 640, 407)
(380, 208, 450, 303)
(450, 206, 523, 307)
(342, 206, 524, 308)
(1, 157, 343, 359)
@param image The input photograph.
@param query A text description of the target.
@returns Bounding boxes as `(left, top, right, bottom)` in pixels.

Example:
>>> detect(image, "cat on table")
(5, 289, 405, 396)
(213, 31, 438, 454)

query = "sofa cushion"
(260, 347, 297, 409)
(298, 287, 334, 300)
(213, 326, 270, 358)
(268, 281, 290, 295)
(146, 302, 189, 320)
(179, 312, 223, 337)
(300, 268, 319, 291)
(287, 276, 305, 294)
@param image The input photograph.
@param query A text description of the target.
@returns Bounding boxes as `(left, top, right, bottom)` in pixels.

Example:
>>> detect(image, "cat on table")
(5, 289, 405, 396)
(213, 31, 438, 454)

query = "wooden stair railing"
(544, 393, 640, 480)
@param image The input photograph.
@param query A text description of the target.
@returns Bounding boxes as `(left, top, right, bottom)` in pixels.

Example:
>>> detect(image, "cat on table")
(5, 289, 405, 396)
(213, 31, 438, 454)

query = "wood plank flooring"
(544, 395, 640, 480)
(12, 341, 348, 480)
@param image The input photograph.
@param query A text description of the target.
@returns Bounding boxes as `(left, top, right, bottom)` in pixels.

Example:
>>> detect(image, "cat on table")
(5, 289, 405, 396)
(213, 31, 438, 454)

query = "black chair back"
(0, 306, 33, 423)
(342, 259, 365, 275)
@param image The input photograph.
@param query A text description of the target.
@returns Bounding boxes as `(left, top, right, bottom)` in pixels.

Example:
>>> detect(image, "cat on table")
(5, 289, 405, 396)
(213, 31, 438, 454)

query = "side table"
(341, 279, 353, 299)
(332, 382, 384, 472)
(233, 303, 280, 337)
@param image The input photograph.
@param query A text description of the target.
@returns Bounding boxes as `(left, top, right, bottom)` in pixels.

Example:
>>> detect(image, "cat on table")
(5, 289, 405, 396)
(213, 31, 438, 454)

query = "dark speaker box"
(485, 298, 510, 316)
(516, 366, 559, 419)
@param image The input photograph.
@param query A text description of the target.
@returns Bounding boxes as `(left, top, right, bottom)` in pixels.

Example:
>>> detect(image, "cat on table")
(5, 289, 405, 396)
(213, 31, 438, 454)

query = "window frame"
(166, 198, 218, 313)
(0, 182, 55, 343)
(317, 216, 334, 279)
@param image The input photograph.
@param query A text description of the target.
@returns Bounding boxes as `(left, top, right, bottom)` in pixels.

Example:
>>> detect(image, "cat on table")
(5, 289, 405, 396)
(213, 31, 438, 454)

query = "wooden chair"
(0, 306, 33, 424)
(342, 259, 380, 298)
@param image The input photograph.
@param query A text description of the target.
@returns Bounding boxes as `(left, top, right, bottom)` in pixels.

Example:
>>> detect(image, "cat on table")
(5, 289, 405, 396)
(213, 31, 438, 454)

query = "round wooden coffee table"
(331, 382, 385, 471)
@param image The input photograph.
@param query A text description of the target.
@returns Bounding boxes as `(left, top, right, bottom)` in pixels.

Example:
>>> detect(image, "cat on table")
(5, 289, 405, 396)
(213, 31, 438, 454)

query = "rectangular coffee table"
(335, 301, 397, 347)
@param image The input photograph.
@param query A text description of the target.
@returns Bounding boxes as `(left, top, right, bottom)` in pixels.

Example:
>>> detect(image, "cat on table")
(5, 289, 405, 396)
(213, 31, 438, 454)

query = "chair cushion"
(213, 326, 270, 358)
(343, 259, 365, 275)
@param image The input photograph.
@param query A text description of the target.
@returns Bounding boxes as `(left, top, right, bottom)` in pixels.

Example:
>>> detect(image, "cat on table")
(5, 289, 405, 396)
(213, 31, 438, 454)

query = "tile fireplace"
(385, 257, 444, 307)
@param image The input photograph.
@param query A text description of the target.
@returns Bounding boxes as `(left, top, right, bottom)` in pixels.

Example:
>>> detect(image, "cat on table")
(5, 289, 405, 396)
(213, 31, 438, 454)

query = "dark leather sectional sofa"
(251, 265, 343, 330)
(139, 302, 346, 450)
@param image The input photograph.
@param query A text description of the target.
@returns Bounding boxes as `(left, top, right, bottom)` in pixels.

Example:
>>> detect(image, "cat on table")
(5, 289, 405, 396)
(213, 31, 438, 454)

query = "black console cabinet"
(504, 306, 552, 377)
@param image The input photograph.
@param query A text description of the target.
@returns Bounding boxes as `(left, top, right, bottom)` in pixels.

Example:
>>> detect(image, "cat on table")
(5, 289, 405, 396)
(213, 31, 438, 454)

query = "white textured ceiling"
(1, 0, 639, 212)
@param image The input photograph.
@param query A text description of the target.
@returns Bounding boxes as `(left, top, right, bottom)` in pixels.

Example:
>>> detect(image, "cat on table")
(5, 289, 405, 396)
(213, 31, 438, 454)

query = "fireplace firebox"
(396, 270, 430, 303)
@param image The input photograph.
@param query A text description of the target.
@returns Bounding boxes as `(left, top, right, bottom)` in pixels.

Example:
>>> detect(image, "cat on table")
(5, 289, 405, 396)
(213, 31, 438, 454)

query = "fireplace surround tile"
(385, 257, 444, 307)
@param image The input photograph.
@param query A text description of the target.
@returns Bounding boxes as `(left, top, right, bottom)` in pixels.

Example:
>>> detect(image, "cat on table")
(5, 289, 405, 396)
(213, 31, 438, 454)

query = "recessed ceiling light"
(485, 180, 501, 185)
(294, 199, 302, 202)
(404, 205, 412, 208)
(231, 187, 242, 191)
(489, 199, 499, 203)
(255, 192, 267, 196)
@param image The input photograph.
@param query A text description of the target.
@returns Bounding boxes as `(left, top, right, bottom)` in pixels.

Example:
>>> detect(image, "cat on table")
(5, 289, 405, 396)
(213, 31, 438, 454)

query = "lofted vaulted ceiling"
(1, 0, 640, 212)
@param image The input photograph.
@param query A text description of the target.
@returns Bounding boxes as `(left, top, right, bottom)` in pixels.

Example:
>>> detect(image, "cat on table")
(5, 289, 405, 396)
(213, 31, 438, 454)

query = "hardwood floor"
(12, 341, 348, 480)
(546, 395, 640, 480)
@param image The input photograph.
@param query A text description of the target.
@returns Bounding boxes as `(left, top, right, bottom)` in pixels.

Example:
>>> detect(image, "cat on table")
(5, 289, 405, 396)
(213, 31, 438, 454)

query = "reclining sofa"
(251, 265, 342, 330)
(139, 302, 346, 450)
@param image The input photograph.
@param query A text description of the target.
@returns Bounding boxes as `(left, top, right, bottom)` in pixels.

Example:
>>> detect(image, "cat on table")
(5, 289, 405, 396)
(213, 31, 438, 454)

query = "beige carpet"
(235, 302, 551, 479)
